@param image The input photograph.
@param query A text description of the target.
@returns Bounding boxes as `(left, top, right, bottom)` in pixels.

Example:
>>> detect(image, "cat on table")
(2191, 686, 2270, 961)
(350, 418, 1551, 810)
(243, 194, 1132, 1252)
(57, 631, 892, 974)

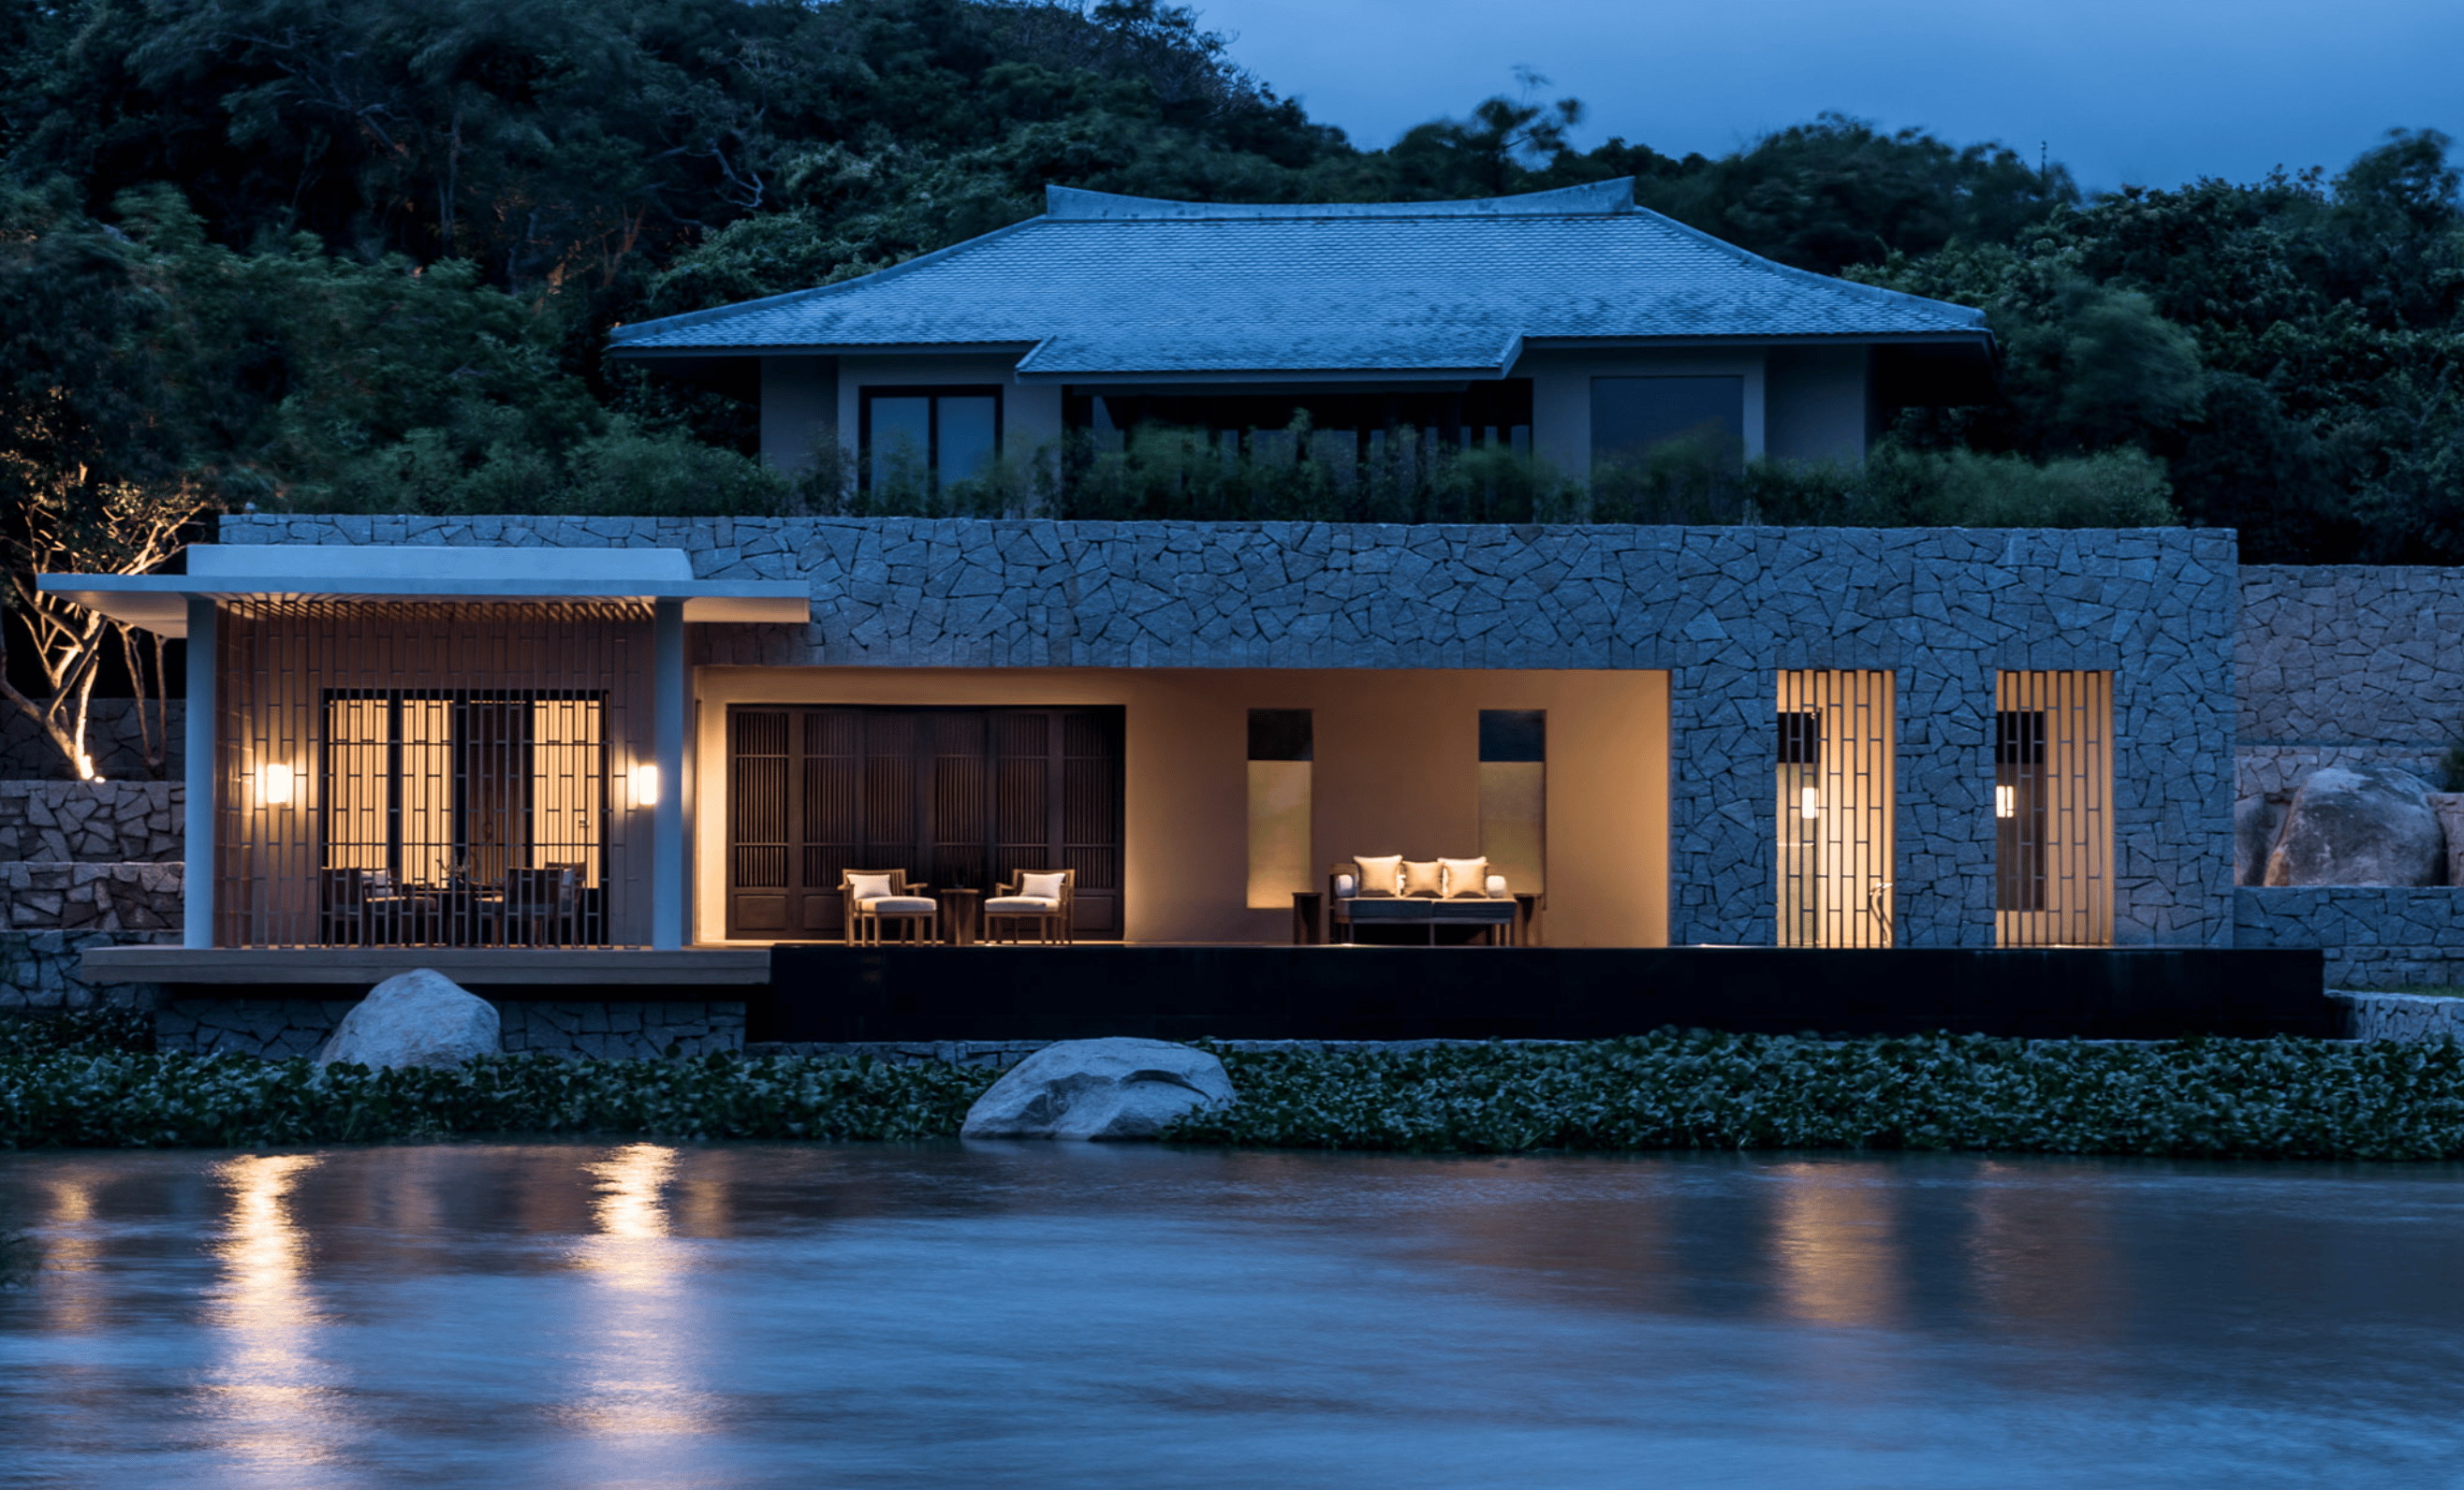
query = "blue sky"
(1194, 0, 2464, 191)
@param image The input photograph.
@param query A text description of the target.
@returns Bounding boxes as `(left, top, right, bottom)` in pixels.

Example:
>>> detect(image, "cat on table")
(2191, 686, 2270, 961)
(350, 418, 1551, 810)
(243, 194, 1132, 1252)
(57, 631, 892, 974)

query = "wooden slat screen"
(726, 705, 1124, 940)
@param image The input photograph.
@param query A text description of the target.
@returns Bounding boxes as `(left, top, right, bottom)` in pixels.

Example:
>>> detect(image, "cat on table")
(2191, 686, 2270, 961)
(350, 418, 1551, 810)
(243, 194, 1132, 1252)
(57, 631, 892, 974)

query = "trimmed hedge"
(0, 1028, 996, 1149)
(8, 1020, 2464, 1159)
(1163, 1033, 2464, 1161)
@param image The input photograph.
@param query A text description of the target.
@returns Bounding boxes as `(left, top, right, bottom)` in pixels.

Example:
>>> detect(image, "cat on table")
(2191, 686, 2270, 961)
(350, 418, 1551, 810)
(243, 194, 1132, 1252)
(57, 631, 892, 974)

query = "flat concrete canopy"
(81, 946, 773, 987)
(38, 544, 812, 635)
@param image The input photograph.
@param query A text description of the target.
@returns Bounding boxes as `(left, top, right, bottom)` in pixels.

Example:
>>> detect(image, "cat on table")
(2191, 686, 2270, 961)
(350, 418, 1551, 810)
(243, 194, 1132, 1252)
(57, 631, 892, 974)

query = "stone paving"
(222, 515, 2238, 950)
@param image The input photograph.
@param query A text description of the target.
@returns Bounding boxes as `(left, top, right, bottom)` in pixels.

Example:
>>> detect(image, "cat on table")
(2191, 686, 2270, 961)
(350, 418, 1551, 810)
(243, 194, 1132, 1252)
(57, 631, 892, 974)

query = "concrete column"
(183, 595, 215, 949)
(652, 598, 686, 950)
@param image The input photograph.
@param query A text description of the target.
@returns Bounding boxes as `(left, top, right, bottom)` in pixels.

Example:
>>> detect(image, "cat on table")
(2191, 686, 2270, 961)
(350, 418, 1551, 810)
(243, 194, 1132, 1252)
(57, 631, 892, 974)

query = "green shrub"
(1166, 1031, 2464, 1161)
(0, 1028, 995, 1149)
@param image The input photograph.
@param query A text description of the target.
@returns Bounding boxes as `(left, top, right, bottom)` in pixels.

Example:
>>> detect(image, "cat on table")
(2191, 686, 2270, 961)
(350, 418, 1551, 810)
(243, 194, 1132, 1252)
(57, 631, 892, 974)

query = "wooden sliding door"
(726, 705, 1123, 941)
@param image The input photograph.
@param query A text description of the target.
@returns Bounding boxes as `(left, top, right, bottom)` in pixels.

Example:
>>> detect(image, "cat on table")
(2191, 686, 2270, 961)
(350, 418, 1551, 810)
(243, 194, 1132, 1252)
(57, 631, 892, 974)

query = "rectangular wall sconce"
(259, 762, 295, 807)
(1994, 783, 2017, 819)
(1799, 785, 1820, 820)
(631, 763, 661, 806)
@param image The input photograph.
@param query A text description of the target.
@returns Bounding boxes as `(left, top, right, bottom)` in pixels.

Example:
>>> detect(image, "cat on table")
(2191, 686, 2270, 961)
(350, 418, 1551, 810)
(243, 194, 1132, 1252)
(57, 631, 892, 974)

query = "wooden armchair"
(506, 865, 580, 946)
(985, 869, 1075, 944)
(841, 869, 938, 946)
(321, 867, 371, 946)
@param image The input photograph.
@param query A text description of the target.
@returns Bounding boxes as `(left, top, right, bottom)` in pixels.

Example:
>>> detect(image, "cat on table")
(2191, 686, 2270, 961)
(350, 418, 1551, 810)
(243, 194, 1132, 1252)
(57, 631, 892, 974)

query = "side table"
(1512, 893, 1542, 947)
(1290, 890, 1325, 945)
(941, 888, 982, 946)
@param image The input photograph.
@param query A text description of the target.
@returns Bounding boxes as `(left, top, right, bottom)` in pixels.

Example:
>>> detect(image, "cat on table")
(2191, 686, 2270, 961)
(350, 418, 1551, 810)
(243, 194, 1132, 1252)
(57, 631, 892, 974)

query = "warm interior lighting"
(631, 763, 660, 807)
(260, 762, 294, 806)
(1798, 785, 1819, 820)
(1994, 783, 2016, 820)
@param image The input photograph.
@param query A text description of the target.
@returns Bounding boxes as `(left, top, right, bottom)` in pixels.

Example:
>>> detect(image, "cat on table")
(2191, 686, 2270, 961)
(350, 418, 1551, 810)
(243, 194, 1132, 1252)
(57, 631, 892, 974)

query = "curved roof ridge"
(1621, 202, 1989, 329)
(1044, 178, 1635, 220)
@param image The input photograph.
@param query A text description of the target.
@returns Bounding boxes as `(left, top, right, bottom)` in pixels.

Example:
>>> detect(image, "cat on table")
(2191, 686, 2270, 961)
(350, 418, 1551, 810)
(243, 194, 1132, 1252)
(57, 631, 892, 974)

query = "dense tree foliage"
(0, 0, 2457, 563)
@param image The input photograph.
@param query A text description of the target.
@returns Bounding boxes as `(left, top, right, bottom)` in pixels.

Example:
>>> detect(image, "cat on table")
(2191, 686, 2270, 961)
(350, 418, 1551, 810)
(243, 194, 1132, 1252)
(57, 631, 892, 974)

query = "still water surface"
(2, 1143, 2461, 1487)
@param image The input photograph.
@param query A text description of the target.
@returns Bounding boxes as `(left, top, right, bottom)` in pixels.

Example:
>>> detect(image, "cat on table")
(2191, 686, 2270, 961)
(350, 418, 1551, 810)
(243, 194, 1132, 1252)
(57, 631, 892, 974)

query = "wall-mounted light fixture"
(1799, 785, 1820, 820)
(630, 763, 661, 807)
(260, 762, 295, 807)
(1994, 783, 2017, 820)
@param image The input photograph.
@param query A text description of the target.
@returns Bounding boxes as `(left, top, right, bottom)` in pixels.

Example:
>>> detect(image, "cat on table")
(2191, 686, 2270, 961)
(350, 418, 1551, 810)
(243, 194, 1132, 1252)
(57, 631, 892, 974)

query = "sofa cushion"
(1019, 870, 1069, 899)
(1439, 856, 1489, 898)
(1401, 859, 1445, 898)
(847, 871, 897, 902)
(861, 896, 935, 913)
(985, 896, 1060, 913)
(1352, 855, 1402, 897)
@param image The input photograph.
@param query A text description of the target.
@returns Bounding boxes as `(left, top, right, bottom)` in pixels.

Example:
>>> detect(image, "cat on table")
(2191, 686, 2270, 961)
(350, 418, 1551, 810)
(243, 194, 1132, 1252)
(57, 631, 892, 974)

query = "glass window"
(862, 387, 1003, 493)
(1478, 709, 1545, 898)
(1246, 709, 1313, 910)
(1591, 376, 1745, 466)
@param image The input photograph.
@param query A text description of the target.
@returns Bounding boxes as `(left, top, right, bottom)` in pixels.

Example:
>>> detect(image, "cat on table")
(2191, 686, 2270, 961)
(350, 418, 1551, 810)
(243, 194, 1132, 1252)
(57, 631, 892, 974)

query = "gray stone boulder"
(2234, 793, 2288, 887)
(2265, 766, 2445, 887)
(961, 1037, 1237, 1141)
(315, 969, 500, 1069)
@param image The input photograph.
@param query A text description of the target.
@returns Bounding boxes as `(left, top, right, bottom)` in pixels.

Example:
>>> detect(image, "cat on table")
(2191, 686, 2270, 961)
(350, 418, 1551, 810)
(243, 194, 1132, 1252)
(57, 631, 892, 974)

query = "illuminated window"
(1995, 672, 2112, 946)
(1478, 709, 1546, 896)
(1776, 670, 1894, 947)
(323, 692, 605, 889)
(1246, 709, 1313, 910)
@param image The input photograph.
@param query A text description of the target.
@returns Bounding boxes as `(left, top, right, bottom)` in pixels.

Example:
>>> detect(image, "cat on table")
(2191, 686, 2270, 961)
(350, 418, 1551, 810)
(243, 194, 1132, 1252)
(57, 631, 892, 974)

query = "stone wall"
(0, 930, 169, 1012)
(155, 997, 748, 1059)
(2235, 887, 2464, 988)
(0, 861, 182, 937)
(2238, 565, 2464, 796)
(0, 782, 183, 863)
(2330, 989, 2464, 1040)
(220, 515, 2238, 949)
(0, 698, 183, 781)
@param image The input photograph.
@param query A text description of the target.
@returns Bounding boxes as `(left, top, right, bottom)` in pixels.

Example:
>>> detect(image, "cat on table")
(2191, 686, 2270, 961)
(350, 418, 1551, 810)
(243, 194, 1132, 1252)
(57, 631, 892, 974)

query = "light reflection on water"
(1, 1143, 2461, 1487)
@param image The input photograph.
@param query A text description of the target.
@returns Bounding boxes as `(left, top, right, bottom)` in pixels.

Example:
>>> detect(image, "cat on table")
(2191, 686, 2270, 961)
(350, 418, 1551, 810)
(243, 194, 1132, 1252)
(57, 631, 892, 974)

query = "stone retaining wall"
(2234, 887, 2464, 988)
(0, 782, 183, 863)
(2238, 565, 2464, 766)
(0, 862, 182, 936)
(2329, 989, 2464, 1041)
(0, 699, 183, 781)
(0, 930, 169, 1012)
(155, 997, 747, 1060)
(221, 515, 2237, 949)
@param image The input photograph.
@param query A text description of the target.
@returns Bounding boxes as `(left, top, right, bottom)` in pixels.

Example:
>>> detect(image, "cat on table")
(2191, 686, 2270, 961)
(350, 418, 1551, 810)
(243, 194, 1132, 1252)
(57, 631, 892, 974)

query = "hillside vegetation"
(3, 0, 2459, 560)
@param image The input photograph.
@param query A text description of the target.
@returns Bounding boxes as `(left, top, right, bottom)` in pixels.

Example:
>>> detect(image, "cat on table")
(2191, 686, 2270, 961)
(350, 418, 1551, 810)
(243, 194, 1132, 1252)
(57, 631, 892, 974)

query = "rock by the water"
(2265, 766, 2444, 887)
(315, 969, 500, 1069)
(2234, 793, 2287, 887)
(961, 1037, 1237, 1141)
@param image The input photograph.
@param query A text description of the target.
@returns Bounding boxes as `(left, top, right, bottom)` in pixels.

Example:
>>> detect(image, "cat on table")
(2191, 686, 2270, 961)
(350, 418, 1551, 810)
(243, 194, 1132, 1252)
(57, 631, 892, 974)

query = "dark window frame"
(858, 385, 1005, 494)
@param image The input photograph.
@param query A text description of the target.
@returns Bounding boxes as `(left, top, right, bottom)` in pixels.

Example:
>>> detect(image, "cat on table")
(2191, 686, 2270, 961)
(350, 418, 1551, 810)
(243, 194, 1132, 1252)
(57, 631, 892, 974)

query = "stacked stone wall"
(0, 699, 183, 780)
(221, 515, 2238, 949)
(0, 782, 183, 863)
(2235, 887, 2464, 988)
(2238, 565, 2464, 796)
(2330, 990, 2464, 1040)
(0, 862, 182, 937)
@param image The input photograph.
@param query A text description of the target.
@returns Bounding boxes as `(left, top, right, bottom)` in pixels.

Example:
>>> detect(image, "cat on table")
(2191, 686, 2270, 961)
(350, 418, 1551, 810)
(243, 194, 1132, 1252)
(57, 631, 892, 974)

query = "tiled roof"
(610, 180, 1987, 377)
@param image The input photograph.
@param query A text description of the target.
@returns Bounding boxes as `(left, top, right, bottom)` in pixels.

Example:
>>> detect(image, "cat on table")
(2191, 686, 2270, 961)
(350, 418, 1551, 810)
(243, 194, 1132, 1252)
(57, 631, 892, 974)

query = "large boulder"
(2234, 794, 2287, 887)
(961, 1037, 1237, 1141)
(315, 969, 500, 1069)
(2265, 766, 2445, 887)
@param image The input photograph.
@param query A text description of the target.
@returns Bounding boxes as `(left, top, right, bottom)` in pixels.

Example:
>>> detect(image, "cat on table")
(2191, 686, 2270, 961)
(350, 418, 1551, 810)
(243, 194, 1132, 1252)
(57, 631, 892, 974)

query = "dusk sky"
(1195, 0, 2464, 192)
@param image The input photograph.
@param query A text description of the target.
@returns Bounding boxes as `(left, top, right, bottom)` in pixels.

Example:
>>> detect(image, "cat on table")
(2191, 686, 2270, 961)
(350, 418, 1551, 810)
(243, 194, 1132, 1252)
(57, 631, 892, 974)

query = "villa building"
(23, 181, 2449, 1052)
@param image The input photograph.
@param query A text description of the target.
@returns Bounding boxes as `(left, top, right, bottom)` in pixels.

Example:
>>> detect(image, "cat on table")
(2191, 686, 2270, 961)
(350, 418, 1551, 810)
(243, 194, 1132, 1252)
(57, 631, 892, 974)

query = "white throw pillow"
(1485, 873, 1509, 898)
(847, 871, 895, 903)
(1019, 870, 1068, 900)
(1438, 856, 1489, 898)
